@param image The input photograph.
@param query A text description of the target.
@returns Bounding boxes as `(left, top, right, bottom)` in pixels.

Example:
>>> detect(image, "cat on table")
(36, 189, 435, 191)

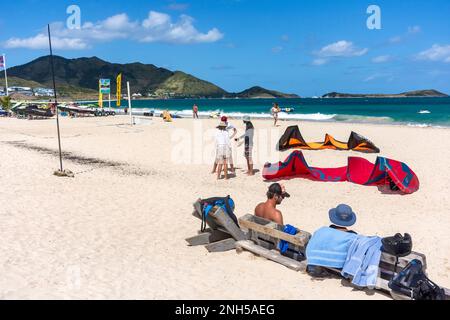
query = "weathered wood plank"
(211, 208, 248, 241)
(236, 240, 307, 272)
(206, 238, 237, 253)
(185, 230, 232, 246)
(239, 214, 310, 248)
(380, 251, 427, 270)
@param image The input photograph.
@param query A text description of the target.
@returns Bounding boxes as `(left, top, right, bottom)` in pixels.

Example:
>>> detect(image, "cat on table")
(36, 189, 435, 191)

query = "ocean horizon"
(79, 97, 450, 128)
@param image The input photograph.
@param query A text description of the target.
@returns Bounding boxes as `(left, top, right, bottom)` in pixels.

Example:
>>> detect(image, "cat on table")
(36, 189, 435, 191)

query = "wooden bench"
(236, 214, 450, 300)
(239, 214, 311, 263)
(186, 200, 249, 253)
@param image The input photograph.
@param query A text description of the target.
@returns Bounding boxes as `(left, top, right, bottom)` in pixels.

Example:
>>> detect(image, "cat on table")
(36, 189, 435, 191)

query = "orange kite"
(277, 126, 380, 153)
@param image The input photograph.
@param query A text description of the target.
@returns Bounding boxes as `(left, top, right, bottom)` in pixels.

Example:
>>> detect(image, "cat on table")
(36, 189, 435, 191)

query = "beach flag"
(1, 54, 8, 96)
(98, 80, 103, 108)
(116, 73, 122, 107)
(100, 79, 110, 94)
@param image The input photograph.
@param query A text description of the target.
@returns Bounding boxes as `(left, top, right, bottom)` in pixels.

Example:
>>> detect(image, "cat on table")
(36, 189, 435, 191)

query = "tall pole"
(127, 81, 132, 125)
(48, 24, 64, 172)
(2, 54, 8, 97)
(108, 92, 111, 111)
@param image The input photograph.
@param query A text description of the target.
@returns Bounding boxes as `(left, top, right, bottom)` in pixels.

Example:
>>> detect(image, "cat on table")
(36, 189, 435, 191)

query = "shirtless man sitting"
(254, 183, 290, 225)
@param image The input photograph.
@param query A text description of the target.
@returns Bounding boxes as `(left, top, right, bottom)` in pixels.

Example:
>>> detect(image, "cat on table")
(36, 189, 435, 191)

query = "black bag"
(389, 259, 446, 300)
(382, 233, 413, 257)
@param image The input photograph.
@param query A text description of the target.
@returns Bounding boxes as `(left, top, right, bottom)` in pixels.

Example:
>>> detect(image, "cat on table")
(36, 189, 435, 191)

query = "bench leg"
(186, 230, 232, 246)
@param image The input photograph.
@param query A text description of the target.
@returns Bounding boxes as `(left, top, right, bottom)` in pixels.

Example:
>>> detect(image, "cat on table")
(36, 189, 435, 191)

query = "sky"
(1, 0, 449, 96)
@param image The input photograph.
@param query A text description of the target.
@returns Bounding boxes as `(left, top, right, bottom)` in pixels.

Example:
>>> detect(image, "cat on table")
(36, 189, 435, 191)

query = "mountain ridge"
(7, 55, 298, 99)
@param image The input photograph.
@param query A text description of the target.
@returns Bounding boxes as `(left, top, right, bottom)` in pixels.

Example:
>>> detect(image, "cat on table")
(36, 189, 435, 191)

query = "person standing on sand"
(211, 116, 237, 174)
(235, 116, 255, 175)
(193, 104, 199, 119)
(254, 183, 290, 225)
(215, 121, 231, 180)
(271, 103, 281, 127)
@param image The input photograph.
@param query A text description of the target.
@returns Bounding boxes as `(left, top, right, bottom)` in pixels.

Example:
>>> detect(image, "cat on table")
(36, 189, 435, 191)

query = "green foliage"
(0, 96, 11, 111)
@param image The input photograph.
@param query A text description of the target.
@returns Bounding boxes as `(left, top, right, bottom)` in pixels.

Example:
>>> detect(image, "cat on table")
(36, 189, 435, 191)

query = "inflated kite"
(263, 151, 419, 194)
(277, 126, 380, 153)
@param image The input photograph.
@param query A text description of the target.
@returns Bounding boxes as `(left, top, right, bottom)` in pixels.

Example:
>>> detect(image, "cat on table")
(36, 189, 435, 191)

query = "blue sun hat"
(329, 204, 357, 227)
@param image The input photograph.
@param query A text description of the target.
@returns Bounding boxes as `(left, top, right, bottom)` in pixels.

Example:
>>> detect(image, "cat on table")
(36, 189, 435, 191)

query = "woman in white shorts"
(215, 121, 231, 180)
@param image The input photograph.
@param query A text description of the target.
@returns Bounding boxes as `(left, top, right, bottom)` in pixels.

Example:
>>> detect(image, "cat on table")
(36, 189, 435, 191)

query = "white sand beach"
(0, 116, 449, 300)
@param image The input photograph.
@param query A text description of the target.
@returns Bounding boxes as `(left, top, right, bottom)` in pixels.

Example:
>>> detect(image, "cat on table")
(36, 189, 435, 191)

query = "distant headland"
(322, 90, 448, 98)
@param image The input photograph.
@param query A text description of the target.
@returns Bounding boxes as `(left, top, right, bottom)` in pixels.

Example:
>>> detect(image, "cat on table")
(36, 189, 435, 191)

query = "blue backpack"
(200, 196, 238, 232)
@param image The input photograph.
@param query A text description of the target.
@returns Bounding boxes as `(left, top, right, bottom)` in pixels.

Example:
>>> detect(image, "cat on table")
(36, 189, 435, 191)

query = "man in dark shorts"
(235, 116, 255, 175)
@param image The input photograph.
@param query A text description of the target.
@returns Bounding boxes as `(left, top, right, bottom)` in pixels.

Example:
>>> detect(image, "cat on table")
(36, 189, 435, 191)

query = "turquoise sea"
(85, 97, 450, 127)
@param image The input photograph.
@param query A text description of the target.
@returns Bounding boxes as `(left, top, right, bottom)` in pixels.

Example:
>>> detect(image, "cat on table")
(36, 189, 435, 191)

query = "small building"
(33, 88, 55, 97)
(8, 86, 33, 96)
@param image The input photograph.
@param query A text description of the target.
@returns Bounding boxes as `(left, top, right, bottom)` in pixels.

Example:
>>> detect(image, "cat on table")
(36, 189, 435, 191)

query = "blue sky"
(1, 0, 449, 96)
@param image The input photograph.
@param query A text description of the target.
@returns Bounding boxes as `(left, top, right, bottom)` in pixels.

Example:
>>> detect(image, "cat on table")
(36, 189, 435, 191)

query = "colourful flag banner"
(0, 55, 4, 68)
(98, 80, 103, 108)
(100, 78, 110, 94)
(116, 73, 122, 107)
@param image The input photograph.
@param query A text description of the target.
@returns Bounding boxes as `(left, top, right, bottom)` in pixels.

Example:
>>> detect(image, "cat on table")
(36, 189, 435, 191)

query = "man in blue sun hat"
(306, 204, 359, 277)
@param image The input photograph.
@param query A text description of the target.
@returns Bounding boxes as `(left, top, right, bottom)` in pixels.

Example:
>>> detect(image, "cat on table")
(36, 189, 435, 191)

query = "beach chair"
(235, 214, 450, 300)
(186, 199, 249, 253)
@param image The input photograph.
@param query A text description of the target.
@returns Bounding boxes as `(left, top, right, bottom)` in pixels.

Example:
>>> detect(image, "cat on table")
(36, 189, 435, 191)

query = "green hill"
(236, 86, 300, 99)
(7, 55, 298, 99)
(5, 76, 44, 88)
(7, 56, 225, 98)
(155, 71, 227, 98)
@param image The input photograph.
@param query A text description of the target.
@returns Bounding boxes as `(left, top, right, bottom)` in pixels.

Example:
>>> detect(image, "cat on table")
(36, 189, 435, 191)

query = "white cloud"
(317, 41, 368, 57)
(388, 26, 421, 45)
(363, 73, 393, 82)
(141, 12, 223, 44)
(312, 58, 328, 66)
(102, 13, 137, 31)
(408, 26, 421, 34)
(5, 33, 88, 50)
(416, 44, 450, 63)
(281, 35, 289, 42)
(364, 74, 378, 82)
(142, 11, 171, 29)
(372, 55, 391, 63)
(312, 40, 368, 65)
(3, 11, 223, 50)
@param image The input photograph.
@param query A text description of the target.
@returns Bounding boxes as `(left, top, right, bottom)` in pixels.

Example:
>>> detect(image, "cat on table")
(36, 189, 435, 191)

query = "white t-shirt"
(226, 123, 236, 131)
(216, 129, 231, 146)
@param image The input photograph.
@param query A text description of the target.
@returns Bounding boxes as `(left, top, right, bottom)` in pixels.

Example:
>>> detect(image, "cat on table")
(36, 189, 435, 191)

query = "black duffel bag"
(389, 259, 446, 300)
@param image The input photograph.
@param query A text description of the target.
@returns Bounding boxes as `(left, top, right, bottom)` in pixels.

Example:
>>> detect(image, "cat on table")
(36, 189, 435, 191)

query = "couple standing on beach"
(213, 116, 254, 180)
